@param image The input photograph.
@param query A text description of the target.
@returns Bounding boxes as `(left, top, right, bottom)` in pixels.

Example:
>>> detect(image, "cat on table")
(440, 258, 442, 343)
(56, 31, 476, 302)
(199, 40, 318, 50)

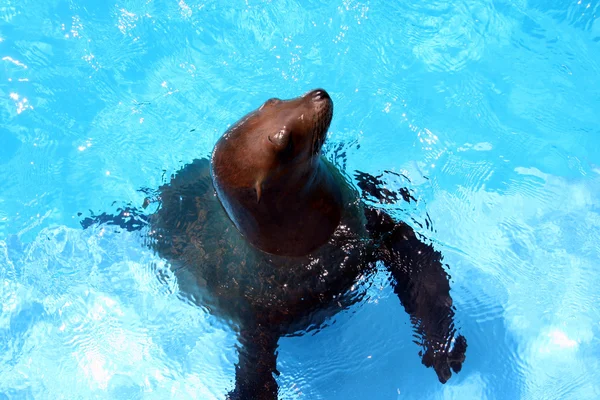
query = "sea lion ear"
(267, 127, 292, 153)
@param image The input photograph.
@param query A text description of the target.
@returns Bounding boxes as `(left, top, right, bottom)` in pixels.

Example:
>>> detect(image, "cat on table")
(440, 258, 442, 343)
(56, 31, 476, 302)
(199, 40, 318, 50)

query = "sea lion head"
(211, 89, 341, 256)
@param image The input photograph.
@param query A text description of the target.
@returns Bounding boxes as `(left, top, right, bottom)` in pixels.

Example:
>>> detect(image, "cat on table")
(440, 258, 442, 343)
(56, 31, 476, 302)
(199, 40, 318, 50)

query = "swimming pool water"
(1, 0, 600, 398)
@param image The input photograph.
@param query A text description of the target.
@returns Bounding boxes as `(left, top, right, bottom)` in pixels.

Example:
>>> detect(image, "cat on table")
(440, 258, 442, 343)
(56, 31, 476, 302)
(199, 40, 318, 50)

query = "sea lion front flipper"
(80, 158, 214, 235)
(228, 323, 280, 400)
(80, 205, 150, 232)
(364, 207, 467, 383)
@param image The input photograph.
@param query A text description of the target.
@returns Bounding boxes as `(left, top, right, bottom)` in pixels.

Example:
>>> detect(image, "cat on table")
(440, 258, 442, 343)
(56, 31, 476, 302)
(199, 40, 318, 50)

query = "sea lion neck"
(212, 157, 343, 257)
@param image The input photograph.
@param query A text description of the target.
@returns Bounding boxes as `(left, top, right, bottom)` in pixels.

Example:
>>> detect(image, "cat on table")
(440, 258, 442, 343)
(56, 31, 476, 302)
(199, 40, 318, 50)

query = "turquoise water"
(1, 0, 600, 398)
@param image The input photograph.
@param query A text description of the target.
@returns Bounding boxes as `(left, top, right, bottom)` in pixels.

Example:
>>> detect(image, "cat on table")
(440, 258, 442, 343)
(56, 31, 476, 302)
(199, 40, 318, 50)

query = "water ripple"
(0, 226, 238, 398)
(1, 0, 600, 398)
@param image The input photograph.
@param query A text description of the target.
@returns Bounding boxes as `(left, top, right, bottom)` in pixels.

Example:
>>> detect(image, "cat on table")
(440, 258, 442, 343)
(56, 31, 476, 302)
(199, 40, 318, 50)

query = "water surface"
(1, 0, 600, 398)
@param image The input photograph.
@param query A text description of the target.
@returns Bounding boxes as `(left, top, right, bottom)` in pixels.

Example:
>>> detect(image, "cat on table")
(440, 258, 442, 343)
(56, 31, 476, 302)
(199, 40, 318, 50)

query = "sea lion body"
(84, 89, 467, 399)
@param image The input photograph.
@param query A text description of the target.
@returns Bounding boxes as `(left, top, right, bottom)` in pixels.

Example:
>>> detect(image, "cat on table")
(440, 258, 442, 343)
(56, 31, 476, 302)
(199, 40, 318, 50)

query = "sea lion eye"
(259, 98, 281, 111)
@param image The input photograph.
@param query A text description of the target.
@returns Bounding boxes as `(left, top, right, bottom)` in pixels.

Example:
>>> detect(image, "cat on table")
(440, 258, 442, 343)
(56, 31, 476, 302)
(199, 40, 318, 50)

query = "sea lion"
(82, 89, 467, 399)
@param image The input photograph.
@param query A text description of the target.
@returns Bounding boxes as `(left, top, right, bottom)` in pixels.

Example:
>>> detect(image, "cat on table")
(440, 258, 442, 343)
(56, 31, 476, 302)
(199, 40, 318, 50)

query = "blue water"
(1, 0, 600, 398)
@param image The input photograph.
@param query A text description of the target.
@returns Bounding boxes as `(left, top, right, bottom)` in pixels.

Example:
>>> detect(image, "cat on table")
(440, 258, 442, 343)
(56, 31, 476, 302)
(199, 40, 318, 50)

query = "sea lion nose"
(309, 89, 330, 101)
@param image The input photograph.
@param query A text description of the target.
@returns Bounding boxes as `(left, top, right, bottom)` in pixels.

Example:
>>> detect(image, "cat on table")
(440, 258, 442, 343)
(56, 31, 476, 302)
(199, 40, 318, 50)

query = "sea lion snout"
(307, 88, 330, 101)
